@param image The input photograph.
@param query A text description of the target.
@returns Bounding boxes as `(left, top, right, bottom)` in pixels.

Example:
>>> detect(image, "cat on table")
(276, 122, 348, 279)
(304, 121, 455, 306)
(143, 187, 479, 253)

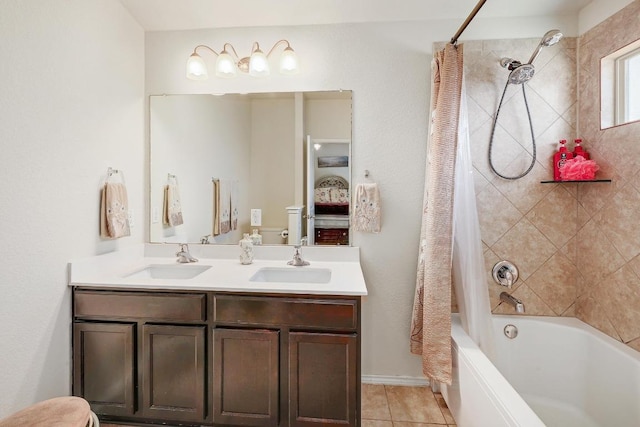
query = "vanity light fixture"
(186, 40, 299, 80)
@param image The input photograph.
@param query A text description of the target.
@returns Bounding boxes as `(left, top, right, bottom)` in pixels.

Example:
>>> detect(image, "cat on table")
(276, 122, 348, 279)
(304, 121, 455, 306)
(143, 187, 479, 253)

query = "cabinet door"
(73, 322, 135, 417)
(213, 328, 279, 427)
(142, 324, 206, 422)
(289, 332, 358, 427)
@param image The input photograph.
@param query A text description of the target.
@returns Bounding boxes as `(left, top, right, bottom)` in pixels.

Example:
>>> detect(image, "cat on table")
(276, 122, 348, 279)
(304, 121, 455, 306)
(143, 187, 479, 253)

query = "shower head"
(528, 29, 563, 64)
(499, 29, 563, 84)
(508, 64, 535, 84)
(500, 58, 535, 84)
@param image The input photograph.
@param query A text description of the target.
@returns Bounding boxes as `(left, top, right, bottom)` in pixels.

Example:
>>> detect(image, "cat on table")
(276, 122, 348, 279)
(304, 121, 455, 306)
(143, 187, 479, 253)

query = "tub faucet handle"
(493, 261, 519, 288)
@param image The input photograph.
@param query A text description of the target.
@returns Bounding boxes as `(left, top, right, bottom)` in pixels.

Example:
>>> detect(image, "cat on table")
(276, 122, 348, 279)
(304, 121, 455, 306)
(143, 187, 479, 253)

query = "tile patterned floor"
(362, 384, 456, 427)
(102, 384, 456, 427)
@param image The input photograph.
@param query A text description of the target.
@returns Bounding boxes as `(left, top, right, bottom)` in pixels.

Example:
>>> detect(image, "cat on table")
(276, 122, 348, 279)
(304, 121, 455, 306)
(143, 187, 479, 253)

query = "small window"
(615, 47, 640, 125)
(600, 39, 640, 129)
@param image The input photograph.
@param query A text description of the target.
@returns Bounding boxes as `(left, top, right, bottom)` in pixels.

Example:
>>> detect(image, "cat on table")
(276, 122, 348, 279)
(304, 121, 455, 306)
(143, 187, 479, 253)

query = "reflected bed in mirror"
(149, 90, 352, 245)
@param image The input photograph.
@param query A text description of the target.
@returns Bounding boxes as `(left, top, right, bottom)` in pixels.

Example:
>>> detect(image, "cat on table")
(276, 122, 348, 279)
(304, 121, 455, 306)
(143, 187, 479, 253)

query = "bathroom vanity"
(69, 244, 367, 427)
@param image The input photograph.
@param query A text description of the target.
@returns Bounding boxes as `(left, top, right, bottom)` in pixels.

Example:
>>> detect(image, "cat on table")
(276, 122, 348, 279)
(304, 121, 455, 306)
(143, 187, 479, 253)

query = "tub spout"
(500, 292, 525, 313)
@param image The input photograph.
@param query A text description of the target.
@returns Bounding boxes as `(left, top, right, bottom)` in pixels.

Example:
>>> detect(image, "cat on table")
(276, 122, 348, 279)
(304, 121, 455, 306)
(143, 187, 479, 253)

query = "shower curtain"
(410, 43, 463, 384)
(410, 43, 494, 385)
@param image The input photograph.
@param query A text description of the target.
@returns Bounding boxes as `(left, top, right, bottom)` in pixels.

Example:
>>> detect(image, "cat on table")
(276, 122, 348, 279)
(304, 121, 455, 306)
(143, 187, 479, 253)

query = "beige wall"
(575, 0, 640, 352)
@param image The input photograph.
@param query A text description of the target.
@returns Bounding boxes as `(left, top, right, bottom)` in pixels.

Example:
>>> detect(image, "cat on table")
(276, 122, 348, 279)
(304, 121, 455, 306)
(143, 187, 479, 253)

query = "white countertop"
(69, 244, 368, 296)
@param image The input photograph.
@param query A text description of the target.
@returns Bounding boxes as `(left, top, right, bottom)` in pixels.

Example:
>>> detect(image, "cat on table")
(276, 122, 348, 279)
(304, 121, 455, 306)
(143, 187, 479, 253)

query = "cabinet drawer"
(213, 295, 357, 330)
(74, 290, 206, 322)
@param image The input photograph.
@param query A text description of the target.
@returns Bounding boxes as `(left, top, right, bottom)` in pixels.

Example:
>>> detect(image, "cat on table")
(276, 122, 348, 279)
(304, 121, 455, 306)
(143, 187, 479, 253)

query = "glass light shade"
(186, 53, 208, 80)
(249, 49, 270, 77)
(279, 47, 299, 75)
(215, 51, 238, 78)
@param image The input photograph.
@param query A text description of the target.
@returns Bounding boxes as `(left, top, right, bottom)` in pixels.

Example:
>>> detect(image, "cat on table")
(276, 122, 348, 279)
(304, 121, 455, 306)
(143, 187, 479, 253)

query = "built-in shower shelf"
(540, 179, 612, 184)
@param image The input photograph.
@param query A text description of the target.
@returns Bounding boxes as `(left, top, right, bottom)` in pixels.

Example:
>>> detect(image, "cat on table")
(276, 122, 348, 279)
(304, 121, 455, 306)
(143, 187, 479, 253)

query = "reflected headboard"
(315, 175, 349, 189)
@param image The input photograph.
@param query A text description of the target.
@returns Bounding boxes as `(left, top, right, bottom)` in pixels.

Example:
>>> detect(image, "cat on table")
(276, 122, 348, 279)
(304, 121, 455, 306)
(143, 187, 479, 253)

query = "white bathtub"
(442, 314, 640, 427)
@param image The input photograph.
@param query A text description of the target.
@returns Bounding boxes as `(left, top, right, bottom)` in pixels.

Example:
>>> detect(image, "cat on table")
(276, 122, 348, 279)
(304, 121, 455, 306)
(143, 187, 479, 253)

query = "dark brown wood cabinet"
(73, 290, 209, 425)
(213, 328, 280, 426)
(73, 322, 135, 417)
(289, 332, 358, 427)
(142, 324, 207, 422)
(72, 288, 361, 427)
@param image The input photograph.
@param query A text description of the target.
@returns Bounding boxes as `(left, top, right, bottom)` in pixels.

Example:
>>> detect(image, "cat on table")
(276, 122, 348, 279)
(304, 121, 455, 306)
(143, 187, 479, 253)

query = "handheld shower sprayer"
(528, 29, 564, 64)
(489, 29, 564, 180)
(499, 29, 564, 85)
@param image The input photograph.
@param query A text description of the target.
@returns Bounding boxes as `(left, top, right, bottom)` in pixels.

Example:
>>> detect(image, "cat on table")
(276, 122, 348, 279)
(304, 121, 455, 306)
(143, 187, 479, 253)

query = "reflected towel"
(213, 179, 232, 235)
(352, 183, 381, 233)
(163, 184, 184, 226)
(100, 183, 131, 239)
(230, 180, 239, 231)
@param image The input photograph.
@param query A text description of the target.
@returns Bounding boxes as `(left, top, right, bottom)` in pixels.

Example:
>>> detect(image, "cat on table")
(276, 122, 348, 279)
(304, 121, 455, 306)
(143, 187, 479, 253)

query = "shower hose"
(488, 80, 537, 180)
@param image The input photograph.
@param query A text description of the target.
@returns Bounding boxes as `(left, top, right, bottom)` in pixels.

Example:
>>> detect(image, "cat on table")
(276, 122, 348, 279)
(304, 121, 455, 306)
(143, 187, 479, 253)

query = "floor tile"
(363, 420, 394, 427)
(362, 383, 392, 420)
(385, 386, 446, 424)
(100, 384, 456, 427)
(434, 393, 455, 424)
(393, 422, 449, 427)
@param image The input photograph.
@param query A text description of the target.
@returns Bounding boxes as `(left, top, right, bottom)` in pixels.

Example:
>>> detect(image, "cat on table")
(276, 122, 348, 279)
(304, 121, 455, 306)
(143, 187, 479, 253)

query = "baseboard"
(361, 375, 430, 386)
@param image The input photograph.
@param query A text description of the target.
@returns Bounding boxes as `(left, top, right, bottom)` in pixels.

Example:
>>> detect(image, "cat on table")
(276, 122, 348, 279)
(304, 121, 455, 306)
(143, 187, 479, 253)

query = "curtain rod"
(450, 0, 487, 45)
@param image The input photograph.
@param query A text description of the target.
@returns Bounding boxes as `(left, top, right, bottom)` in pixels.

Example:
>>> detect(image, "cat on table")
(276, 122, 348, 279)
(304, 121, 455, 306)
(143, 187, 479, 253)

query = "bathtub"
(442, 314, 640, 427)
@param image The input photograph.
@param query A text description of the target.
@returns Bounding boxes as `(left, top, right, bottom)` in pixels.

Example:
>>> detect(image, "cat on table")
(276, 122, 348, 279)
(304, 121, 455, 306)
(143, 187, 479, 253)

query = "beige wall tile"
(526, 253, 577, 315)
(491, 218, 557, 281)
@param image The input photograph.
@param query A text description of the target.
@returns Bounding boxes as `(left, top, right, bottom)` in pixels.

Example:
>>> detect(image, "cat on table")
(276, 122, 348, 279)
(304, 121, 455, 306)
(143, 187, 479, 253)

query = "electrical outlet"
(128, 209, 135, 228)
(250, 209, 262, 226)
(152, 207, 160, 224)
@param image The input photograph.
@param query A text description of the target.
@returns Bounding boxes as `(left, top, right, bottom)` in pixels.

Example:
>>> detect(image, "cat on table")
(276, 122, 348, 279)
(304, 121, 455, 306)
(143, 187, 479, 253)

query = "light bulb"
(215, 51, 237, 78)
(186, 53, 208, 80)
(279, 47, 299, 75)
(249, 49, 270, 77)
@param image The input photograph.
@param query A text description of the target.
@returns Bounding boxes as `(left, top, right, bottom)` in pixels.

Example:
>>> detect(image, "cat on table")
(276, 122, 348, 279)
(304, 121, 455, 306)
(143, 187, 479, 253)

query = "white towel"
(352, 183, 381, 233)
(163, 184, 184, 227)
(100, 183, 131, 239)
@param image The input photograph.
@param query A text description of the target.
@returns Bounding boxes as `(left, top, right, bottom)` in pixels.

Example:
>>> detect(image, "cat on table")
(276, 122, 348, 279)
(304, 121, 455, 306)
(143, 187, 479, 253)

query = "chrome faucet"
(287, 245, 310, 267)
(176, 243, 198, 263)
(500, 292, 525, 313)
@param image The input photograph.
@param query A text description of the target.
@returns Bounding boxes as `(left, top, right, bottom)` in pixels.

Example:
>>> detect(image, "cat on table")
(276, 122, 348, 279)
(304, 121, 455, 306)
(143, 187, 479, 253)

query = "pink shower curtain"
(410, 43, 464, 385)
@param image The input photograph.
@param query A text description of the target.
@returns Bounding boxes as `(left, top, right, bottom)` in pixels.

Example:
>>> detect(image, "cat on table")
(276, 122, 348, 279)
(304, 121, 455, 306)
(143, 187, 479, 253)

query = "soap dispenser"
(553, 139, 573, 181)
(572, 138, 590, 160)
(250, 229, 263, 246)
(239, 233, 254, 265)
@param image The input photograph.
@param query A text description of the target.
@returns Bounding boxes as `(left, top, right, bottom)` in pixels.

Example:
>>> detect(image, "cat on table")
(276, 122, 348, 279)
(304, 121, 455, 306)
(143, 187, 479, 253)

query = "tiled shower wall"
(575, 0, 640, 352)
(461, 36, 580, 317)
(459, 0, 640, 353)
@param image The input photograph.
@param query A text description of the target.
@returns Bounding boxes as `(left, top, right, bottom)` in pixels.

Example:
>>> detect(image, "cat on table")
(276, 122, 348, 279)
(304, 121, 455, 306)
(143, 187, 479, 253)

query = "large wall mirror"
(601, 38, 640, 129)
(149, 90, 352, 246)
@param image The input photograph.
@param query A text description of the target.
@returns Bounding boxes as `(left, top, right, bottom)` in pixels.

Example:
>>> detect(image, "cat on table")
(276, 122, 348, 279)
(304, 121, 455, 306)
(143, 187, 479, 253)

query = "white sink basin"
(124, 264, 211, 280)
(250, 267, 331, 284)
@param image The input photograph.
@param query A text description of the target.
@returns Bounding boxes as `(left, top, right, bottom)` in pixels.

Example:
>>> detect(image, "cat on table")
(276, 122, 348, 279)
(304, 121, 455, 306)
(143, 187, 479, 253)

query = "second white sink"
(124, 264, 211, 280)
(250, 267, 331, 284)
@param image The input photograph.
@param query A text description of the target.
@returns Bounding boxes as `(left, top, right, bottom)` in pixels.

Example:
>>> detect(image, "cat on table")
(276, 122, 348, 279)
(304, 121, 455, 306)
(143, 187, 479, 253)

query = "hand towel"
(212, 179, 233, 235)
(230, 180, 239, 231)
(100, 183, 131, 239)
(352, 183, 381, 233)
(213, 179, 221, 236)
(163, 184, 184, 226)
